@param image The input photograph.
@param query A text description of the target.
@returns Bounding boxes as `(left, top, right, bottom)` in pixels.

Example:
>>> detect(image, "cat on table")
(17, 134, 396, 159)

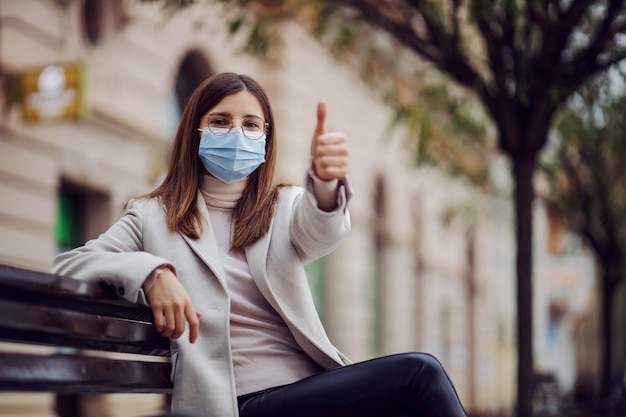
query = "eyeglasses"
(198, 113, 269, 140)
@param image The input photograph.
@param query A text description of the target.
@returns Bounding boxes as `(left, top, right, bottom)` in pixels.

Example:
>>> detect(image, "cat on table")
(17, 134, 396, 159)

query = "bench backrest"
(0, 263, 173, 394)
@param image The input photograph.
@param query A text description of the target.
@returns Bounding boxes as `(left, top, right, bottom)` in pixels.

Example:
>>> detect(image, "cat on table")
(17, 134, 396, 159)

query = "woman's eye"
(244, 119, 261, 130)
(210, 117, 230, 126)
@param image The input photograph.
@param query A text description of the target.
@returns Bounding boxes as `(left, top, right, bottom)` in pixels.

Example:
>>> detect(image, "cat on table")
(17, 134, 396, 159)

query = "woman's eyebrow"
(208, 112, 263, 119)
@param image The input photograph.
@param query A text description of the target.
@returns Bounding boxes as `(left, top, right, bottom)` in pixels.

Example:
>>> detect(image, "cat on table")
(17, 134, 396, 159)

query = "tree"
(148, 1, 626, 414)
(320, 5, 626, 415)
(541, 71, 626, 398)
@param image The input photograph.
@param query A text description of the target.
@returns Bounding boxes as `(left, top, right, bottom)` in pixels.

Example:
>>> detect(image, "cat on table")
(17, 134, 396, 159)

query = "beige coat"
(52, 174, 352, 417)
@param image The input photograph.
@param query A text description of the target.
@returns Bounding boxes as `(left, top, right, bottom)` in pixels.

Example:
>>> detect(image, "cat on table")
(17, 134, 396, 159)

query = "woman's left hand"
(310, 101, 349, 181)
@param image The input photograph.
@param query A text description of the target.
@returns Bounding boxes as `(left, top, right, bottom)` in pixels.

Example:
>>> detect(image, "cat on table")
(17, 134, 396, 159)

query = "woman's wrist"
(309, 168, 339, 212)
(144, 265, 173, 294)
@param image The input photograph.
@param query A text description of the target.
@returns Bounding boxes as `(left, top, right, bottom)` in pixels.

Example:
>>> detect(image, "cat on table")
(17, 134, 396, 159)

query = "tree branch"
(451, 0, 461, 49)
(556, 0, 598, 39)
(561, 0, 626, 73)
(341, 0, 439, 62)
(344, 0, 489, 94)
(471, 1, 519, 152)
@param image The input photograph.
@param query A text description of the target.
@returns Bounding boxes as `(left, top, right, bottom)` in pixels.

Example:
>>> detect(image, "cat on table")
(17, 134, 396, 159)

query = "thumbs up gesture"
(310, 101, 349, 181)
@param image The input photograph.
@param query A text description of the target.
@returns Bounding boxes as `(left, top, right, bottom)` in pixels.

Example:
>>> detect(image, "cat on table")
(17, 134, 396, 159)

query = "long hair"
(144, 72, 280, 250)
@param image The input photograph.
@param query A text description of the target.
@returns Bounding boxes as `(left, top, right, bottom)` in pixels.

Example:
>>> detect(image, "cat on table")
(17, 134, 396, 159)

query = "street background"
(0, 0, 621, 416)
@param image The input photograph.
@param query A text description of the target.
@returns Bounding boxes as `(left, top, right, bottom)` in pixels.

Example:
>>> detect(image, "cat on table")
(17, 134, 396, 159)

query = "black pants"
(237, 353, 468, 417)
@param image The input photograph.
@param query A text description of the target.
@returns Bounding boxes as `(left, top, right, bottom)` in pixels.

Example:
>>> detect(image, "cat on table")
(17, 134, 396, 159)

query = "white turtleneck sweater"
(196, 173, 338, 396)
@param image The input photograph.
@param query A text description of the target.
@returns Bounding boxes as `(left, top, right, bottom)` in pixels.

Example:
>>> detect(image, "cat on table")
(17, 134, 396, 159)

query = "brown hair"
(144, 72, 279, 250)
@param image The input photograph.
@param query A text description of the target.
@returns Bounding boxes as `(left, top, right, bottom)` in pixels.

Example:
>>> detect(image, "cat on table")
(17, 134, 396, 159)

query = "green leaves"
(542, 72, 626, 266)
(392, 83, 492, 188)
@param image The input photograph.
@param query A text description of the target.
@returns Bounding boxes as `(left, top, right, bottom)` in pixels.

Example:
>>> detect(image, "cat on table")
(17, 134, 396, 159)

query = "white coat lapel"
(245, 219, 272, 300)
(246, 218, 291, 319)
(180, 191, 228, 290)
(245, 223, 344, 369)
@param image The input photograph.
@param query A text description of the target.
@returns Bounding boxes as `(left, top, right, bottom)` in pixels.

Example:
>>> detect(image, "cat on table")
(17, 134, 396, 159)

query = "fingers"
(186, 306, 201, 344)
(147, 271, 200, 343)
(315, 101, 327, 136)
(312, 133, 349, 180)
(164, 308, 177, 338)
(153, 306, 165, 334)
(153, 303, 199, 342)
(311, 101, 349, 180)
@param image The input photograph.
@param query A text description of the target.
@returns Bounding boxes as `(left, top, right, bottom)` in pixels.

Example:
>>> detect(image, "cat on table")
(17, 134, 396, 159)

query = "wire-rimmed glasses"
(198, 113, 269, 140)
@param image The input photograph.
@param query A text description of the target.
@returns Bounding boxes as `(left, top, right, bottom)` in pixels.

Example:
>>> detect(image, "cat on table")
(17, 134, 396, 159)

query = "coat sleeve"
(289, 170, 352, 264)
(51, 199, 175, 306)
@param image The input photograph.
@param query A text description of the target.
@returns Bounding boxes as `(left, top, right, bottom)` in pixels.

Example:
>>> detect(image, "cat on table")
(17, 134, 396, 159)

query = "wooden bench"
(0, 263, 172, 416)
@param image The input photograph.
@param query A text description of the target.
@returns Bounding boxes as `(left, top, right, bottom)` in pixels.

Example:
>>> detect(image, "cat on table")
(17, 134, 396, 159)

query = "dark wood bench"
(0, 263, 172, 416)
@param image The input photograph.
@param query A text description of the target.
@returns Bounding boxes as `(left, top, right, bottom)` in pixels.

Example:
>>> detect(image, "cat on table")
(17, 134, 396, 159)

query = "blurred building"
(0, 0, 597, 416)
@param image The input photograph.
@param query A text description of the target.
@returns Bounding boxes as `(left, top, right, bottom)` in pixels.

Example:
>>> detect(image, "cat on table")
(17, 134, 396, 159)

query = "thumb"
(315, 101, 327, 136)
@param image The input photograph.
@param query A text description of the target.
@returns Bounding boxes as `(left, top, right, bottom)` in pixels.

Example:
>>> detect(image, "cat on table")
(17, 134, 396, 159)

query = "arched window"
(167, 51, 212, 137)
(81, 0, 126, 46)
(174, 51, 212, 114)
(370, 175, 385, 355)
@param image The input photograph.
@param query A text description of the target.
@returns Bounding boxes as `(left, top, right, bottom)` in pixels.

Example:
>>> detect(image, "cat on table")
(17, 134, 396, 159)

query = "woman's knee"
(393, 352, 446, 379)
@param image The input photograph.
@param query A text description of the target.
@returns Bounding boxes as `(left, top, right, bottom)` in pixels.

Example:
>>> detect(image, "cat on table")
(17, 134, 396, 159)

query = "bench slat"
(0, 264, 155, 322)
(0, 263, 174, 399)
(0, 352, 172, 393)
(0, 299, 170, 356)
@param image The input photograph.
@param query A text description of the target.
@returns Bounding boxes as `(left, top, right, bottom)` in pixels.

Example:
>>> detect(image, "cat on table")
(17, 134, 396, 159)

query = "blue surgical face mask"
(198, 127, 267, 184)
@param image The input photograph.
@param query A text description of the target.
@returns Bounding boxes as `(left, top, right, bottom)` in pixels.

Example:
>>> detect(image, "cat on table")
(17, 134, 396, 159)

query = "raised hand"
(310, 101, 349, 181)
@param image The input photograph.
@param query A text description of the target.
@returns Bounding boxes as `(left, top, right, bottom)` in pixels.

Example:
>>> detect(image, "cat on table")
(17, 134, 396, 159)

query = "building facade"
(0, 0, 597, 416)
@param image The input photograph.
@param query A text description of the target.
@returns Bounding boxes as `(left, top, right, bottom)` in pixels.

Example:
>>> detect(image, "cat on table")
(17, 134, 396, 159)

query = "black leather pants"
(237, 352, 468, 417)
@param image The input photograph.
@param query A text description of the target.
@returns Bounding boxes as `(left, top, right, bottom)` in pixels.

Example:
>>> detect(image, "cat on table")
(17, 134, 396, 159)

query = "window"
(55, 181, 110, 252)
(370, 176, 385, 356)
(81, 0, 126, 46)
(174, 51, 212, 114)
(168, 51, 212, 137)
(55, 187, 82, 251)
(547, 298, 568, 346)
(305, 258, 325, 323)
(546, 205, 566, 255)
(82, 0, 105, 45)
(441, 303, 452, 365)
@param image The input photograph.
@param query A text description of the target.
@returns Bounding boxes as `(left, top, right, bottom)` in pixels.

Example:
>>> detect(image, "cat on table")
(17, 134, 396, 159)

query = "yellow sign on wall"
(20, 63, 86, 122)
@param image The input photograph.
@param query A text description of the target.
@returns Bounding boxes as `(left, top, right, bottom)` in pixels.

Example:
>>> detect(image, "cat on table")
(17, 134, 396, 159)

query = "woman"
(52, 72, 467, 417)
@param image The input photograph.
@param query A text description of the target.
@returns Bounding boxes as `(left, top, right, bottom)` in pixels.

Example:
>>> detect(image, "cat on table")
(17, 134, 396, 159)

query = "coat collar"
(245, 216, 344, 369)
(180, 191, 228, 291)
(184, 190, 345, 369)
(245, 217, 273, 311)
